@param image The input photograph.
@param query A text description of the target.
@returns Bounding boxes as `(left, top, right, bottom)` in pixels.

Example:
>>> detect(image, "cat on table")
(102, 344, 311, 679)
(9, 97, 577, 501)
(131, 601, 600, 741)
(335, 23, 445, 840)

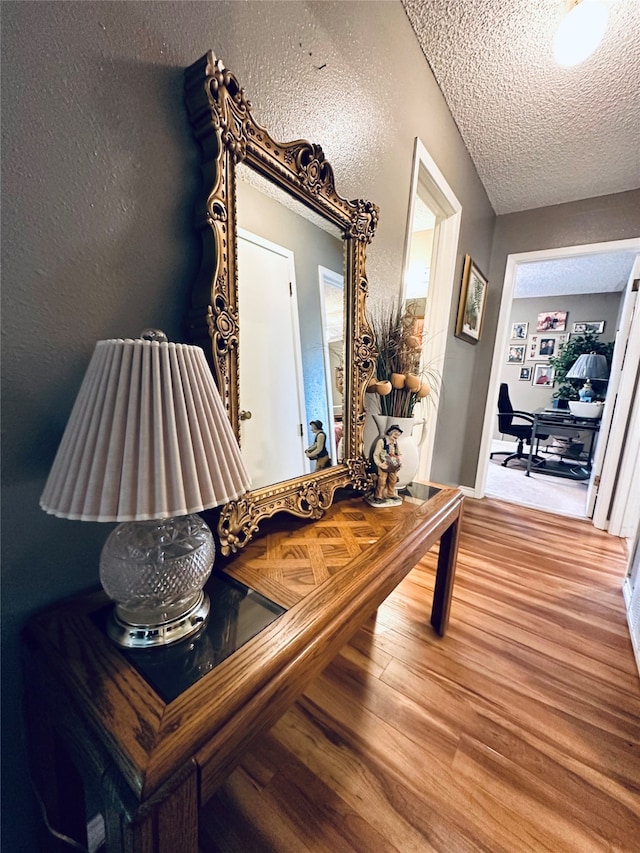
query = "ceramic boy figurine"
(367, 424, 403, 506)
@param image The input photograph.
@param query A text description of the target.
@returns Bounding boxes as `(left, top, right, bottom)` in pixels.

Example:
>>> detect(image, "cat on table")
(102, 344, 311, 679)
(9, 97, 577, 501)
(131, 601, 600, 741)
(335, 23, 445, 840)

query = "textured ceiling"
(514, 250, 637, 297)
(402, 0, 640, 214)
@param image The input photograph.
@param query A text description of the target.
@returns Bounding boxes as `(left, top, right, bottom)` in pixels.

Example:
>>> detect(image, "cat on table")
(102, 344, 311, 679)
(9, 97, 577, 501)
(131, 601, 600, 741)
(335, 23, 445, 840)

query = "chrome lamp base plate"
(107, 591, 210, 648)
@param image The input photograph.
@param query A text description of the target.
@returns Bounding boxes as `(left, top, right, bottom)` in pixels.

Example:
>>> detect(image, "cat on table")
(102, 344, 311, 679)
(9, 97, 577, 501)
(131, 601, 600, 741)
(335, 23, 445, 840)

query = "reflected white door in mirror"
(237, 229, 308, 489)
(318, 265, 345, 464)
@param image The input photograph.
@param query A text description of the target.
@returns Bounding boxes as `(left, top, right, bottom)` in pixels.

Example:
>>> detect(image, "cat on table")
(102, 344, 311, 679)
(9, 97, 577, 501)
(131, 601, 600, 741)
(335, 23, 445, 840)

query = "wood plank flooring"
(199, 497, 640, 853)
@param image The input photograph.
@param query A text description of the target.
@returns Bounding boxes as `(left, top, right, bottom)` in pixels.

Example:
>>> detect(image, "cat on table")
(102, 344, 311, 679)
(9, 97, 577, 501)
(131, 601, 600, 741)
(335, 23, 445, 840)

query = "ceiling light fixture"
(553, 0, 609, 67)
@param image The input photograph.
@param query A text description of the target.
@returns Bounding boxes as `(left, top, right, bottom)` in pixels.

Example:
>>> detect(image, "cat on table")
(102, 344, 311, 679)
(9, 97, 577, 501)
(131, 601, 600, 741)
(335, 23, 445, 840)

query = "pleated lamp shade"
(566, 352, 610, 382)
(40, 337, 251, 522)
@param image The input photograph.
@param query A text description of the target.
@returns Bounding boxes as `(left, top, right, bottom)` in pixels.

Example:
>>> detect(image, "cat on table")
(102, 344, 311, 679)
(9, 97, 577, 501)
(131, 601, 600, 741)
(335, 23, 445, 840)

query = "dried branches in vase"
(367, 303, 440, 418)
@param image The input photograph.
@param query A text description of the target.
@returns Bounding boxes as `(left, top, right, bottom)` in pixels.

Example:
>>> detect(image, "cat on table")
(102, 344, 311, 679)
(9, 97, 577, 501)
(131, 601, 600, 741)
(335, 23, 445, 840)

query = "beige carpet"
(486, 439, 588, 518)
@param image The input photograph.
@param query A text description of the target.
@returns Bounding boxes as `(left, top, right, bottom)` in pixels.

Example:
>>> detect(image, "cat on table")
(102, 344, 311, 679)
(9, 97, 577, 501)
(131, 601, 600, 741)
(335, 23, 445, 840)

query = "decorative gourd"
(375, 380, 392, 396)
(405, 373, 421, 392)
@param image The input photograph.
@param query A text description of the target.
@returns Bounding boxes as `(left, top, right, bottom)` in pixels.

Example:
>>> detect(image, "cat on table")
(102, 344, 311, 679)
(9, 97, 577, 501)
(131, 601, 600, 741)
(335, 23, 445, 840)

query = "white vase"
(368, 414, 426, 489)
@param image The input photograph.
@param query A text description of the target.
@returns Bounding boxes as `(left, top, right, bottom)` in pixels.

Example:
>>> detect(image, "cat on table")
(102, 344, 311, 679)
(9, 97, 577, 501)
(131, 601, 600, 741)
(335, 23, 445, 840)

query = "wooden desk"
(526, 411, 601, 480)
(23, 483, 463, 852)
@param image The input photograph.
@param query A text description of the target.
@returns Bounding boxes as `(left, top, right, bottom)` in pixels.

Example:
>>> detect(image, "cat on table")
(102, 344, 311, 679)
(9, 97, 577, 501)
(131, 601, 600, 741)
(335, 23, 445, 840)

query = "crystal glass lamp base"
(99, 514, 215, 649)
(108, 590, 211, 648)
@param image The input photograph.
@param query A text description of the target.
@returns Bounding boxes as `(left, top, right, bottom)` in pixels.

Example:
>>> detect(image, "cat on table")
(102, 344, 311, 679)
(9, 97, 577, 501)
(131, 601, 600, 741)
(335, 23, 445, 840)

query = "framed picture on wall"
(510, 322, 528, 340)
(519, 367, 532, 381)
(536, 311, 567, 332)
(507, 344, 526, 364)
(572, 321, 605, 334)
(538, 336, 556, 359)
(455, 255, 488, 344)
(532, 364, 555, 386)
(412, 316, 425, 347)
(528, 334, 566, 360)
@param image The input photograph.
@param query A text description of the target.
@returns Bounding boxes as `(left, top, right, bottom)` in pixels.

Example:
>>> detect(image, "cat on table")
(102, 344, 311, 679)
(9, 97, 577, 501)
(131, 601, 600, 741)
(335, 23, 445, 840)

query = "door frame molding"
(401, 137, 462, 483)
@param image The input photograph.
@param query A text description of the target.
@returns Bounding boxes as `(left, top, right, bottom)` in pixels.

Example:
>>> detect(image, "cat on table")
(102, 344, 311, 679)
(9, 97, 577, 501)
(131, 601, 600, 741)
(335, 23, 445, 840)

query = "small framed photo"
(455, 255, 488, 344)
(532, 364, 555, 386)
(412, 316, 425, 347)
(527, 334, 566, 361)
(528, 335, 550, 360)
(510, 322, 528, 340)
(572, 321, 605, 334)
(536, 311, 567, 332)
(519, 366, 532, 381)
(538, 336, 557, 358)
(507, 344, 526, 364)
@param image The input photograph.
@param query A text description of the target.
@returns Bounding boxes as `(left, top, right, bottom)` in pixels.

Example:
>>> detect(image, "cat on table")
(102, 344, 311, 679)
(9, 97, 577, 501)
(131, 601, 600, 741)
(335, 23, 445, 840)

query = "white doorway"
(476, 237, 640, 524)
(318, 265, 344, 465)
(401, 138, 462, 483)
(237, 229, 308, 489)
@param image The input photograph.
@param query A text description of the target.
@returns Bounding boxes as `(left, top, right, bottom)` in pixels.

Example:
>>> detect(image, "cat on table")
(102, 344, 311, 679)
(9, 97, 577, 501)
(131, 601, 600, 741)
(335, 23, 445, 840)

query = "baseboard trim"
(623, 577, 640, 681)
(458, 485, 478, 498)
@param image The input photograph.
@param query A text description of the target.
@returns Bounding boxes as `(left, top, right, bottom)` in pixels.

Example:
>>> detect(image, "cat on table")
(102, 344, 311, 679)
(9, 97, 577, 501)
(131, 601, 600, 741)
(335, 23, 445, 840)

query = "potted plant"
(367, 302, 440, 418)
(364, 302, 441, 487)
(548, 331, 614, 406)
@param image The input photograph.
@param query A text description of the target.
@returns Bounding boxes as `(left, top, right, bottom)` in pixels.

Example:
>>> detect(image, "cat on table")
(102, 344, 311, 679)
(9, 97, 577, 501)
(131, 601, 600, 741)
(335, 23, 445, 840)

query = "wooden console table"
(23, 483, 463, 852)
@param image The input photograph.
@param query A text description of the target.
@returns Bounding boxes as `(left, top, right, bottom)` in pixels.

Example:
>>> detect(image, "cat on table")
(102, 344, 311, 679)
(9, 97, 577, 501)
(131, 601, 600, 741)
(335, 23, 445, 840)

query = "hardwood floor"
(199, 497, 640, 853)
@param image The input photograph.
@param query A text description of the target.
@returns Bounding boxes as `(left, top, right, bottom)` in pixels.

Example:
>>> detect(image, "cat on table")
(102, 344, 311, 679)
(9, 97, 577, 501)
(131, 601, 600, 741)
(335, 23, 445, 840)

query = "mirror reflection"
(318, 266, 344, 463)
(235, 163, 345, 489)
(185, 51, 379, 553)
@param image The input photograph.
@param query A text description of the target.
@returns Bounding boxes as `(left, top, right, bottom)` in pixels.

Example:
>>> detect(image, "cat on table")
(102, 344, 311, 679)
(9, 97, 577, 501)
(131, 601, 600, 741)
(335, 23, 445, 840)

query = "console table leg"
(23, 651, 88, 851)
(431, 511, 462, 636)
(34, 731, 88, 851)
(103, 761, 199, 853)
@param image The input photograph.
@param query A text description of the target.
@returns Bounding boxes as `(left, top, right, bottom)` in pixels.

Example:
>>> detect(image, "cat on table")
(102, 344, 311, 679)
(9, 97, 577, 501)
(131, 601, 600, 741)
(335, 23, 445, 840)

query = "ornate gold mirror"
(184, 51, 379, 554)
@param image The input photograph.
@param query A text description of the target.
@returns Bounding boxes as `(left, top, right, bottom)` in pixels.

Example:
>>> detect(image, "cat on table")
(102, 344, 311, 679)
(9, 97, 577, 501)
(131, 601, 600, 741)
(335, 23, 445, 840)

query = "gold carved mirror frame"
(184, 51, 379, 554)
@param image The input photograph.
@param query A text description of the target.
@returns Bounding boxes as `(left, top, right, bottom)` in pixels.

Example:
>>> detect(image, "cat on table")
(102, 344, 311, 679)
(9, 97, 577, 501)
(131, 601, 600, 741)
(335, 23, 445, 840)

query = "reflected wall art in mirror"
(184, 51, 379, 553)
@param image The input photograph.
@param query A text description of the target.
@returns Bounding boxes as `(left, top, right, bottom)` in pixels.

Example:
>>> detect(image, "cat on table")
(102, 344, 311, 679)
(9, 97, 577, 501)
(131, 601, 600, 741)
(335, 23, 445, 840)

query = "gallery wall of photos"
(492, 292, 622, 436)
(506, 312, 607, 388)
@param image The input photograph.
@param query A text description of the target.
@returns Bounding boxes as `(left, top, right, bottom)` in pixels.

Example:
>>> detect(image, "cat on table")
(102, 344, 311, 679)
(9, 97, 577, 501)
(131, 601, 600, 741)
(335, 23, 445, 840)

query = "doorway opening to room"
(476, 239, 640, 524)
(400, 138, 462, 483)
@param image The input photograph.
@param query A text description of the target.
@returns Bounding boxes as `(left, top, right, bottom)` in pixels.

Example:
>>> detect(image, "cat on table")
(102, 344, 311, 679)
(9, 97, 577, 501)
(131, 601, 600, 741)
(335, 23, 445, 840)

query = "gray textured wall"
(2, 1, 638, 847)
(1, 2, 493, 846)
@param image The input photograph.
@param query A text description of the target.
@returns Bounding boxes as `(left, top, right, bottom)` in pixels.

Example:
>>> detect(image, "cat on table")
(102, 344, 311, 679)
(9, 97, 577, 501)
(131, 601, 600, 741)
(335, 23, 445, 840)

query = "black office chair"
(490, 383, 548, 467)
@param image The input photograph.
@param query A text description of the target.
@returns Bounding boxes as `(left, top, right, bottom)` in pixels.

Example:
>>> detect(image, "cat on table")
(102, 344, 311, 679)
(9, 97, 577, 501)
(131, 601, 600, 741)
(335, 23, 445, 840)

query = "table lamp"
(40, 331, 251, 649)
(566, 352, 610, 401)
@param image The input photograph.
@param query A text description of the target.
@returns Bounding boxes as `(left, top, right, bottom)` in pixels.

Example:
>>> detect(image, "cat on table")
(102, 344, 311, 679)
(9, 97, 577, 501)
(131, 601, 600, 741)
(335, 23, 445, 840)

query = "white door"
(237, 229, 308, 489)
(590, 255, 640, 527)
